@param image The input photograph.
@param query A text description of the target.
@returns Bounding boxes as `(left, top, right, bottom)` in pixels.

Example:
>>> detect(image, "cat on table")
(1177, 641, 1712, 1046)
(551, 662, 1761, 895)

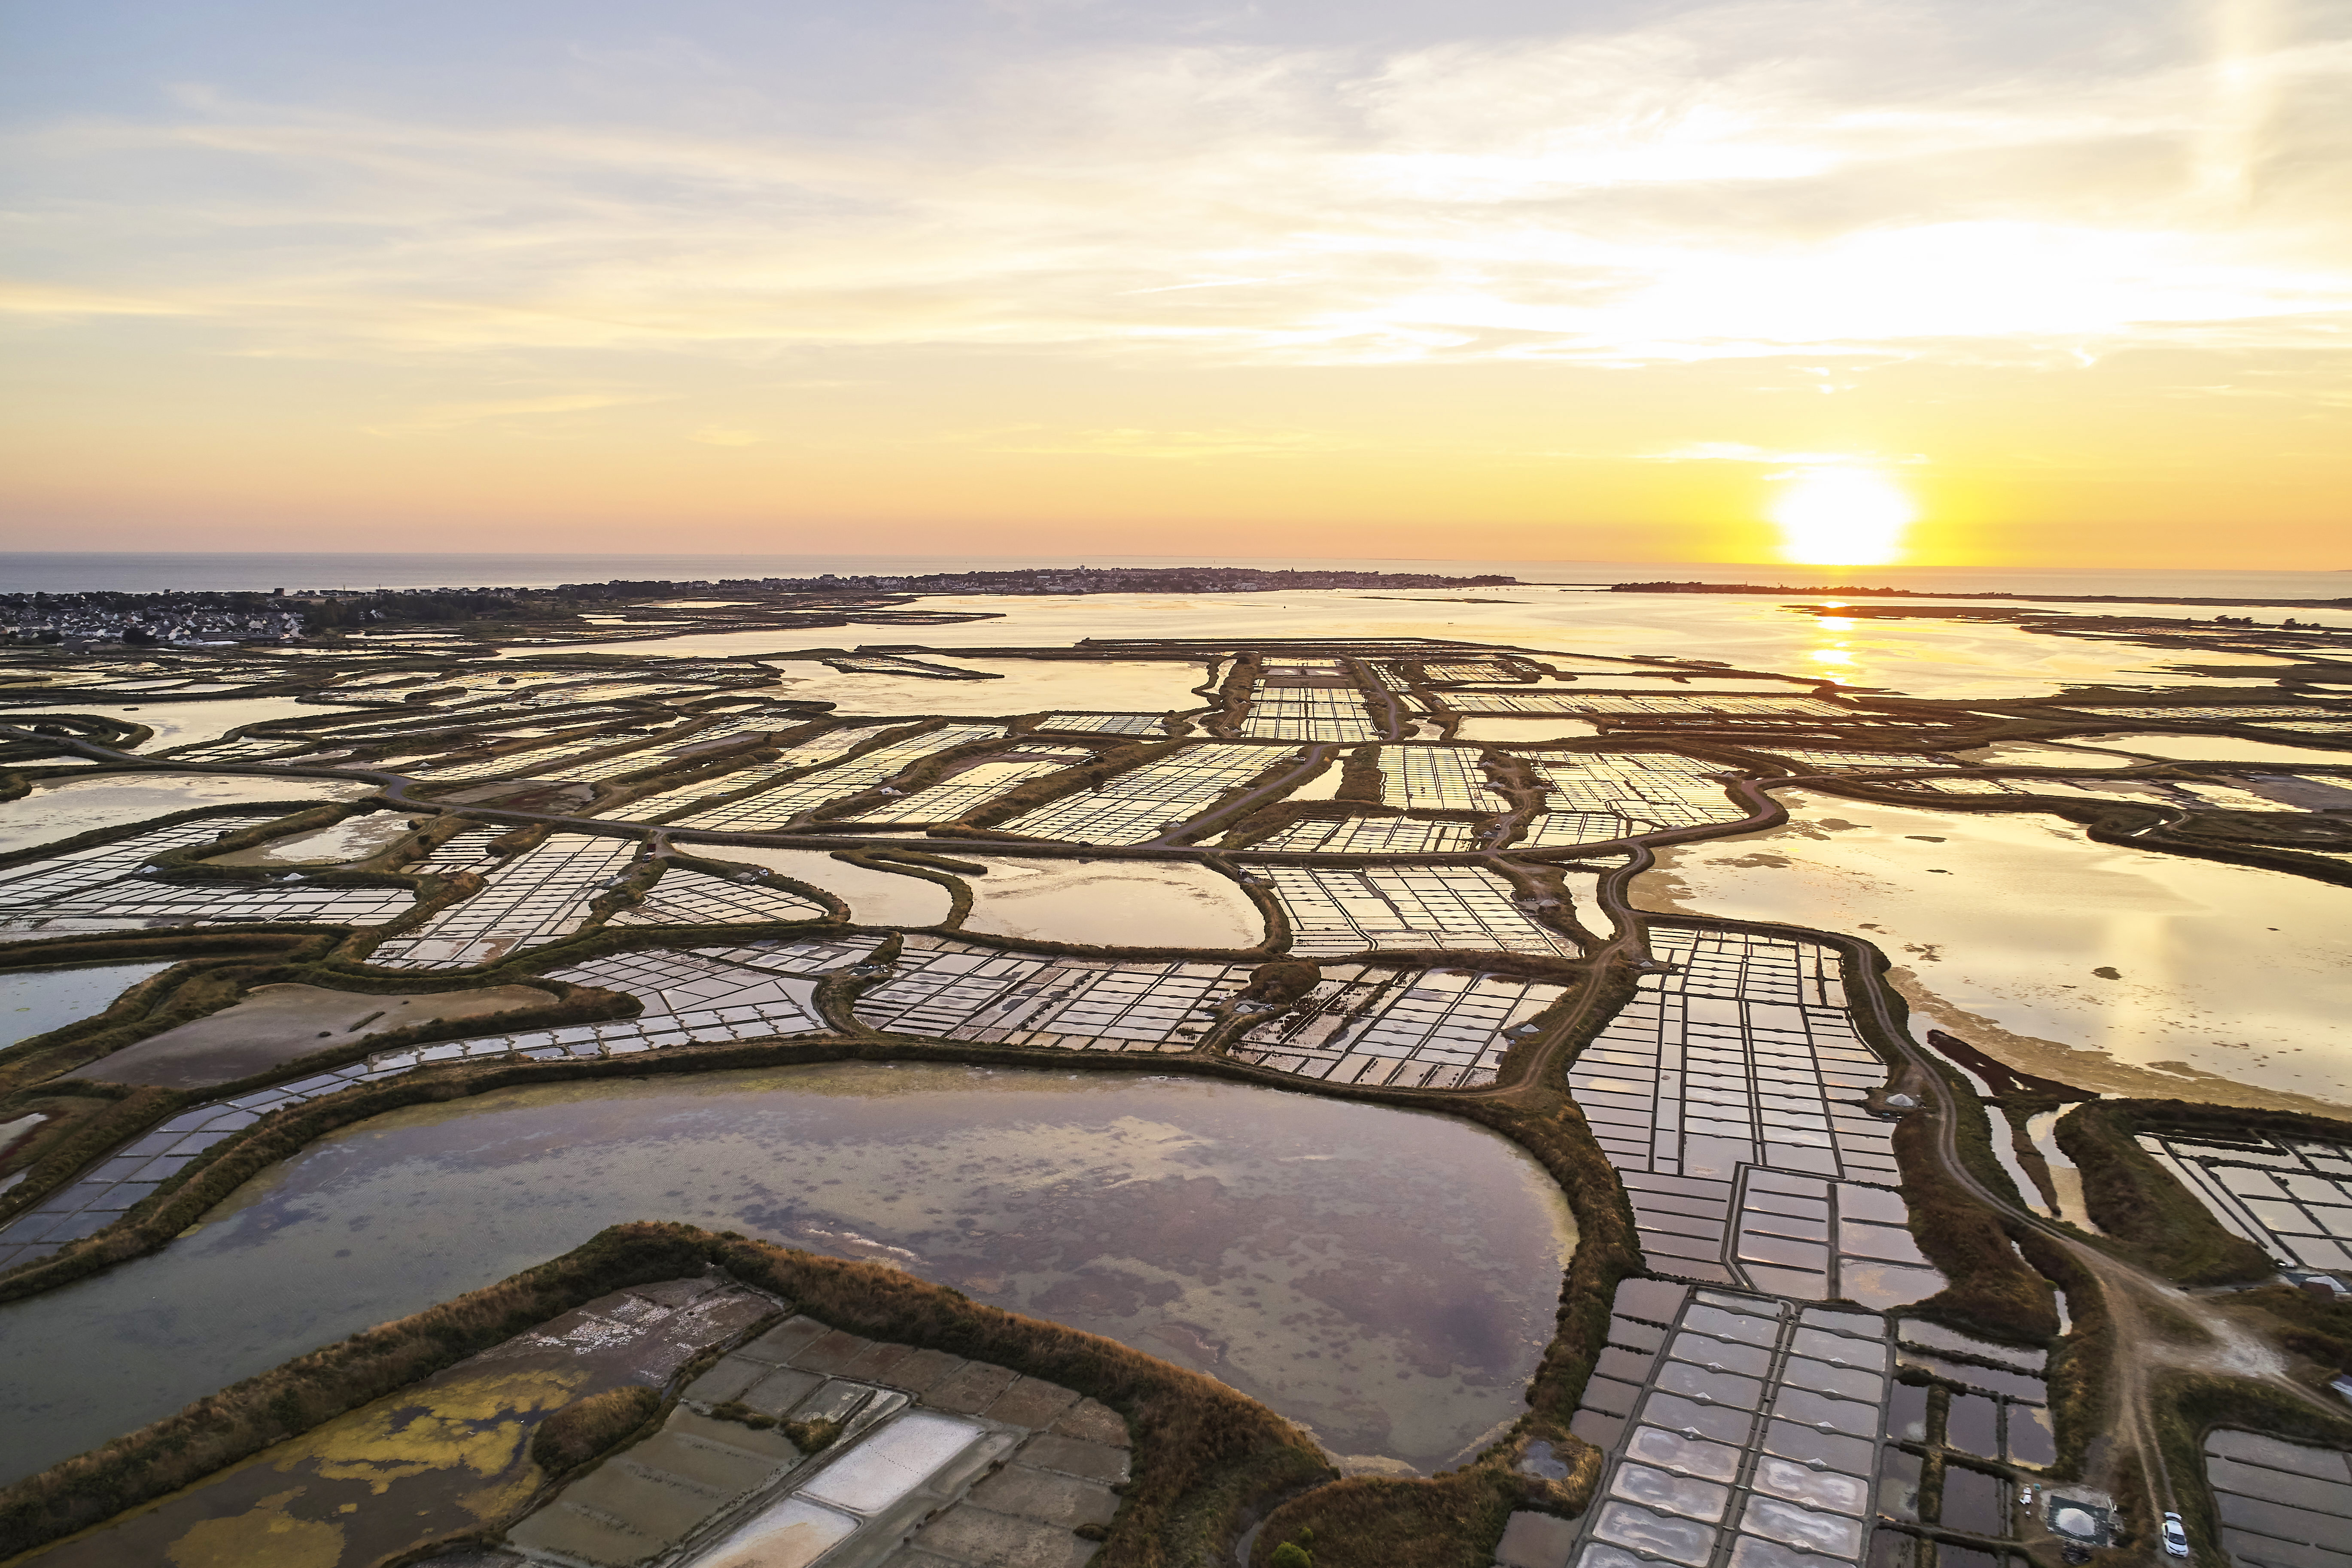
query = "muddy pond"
(0, 1062, 1574, 1484)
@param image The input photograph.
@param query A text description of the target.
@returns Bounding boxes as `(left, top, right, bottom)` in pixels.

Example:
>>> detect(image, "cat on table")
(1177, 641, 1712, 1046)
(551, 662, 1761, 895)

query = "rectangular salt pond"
(683, 1497, 858, 1568)
(798, 1412, 987, 1513)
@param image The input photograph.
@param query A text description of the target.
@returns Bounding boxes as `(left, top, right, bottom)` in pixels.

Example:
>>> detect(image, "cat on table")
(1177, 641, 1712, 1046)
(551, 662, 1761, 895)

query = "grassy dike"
(2053, 1100, 2301, 1285)
(0, 1221, 1333, 1567)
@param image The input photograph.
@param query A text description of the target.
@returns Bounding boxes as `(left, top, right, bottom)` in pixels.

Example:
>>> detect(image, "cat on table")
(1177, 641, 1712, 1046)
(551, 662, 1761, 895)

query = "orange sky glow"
(3, 0, 2346, 568)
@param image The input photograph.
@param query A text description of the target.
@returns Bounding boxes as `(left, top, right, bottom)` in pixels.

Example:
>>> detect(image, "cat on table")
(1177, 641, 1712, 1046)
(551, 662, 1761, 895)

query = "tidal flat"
(0, 1062, 1574, 1483)
(1637, 790, 2352, 1110)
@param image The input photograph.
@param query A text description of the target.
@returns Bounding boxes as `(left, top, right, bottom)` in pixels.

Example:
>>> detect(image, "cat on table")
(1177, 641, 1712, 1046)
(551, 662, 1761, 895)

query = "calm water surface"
(0, 1063, 1574, 1483)
(2, 963, 172, 1048)
(1640, 793, 2352, 1111)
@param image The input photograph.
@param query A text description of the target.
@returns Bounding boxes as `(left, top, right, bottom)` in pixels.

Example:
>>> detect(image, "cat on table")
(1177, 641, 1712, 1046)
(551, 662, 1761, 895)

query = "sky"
(2, 0, 2347, 568)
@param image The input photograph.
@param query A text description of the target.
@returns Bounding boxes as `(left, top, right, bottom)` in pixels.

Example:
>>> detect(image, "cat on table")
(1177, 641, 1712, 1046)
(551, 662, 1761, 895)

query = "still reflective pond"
(0, 1062, 1574, 1483)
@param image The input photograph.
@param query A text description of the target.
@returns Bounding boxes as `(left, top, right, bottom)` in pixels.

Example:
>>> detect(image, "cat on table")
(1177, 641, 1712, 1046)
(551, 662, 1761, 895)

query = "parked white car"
(2161, 1511, 2190, 1558)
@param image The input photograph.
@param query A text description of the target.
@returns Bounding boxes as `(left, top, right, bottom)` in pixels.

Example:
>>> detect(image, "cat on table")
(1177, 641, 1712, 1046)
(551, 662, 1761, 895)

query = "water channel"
(0, 1062, 1575, 1484)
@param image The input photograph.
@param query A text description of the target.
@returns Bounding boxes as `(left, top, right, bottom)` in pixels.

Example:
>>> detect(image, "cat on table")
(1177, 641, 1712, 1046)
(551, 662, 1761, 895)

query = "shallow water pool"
(0, 1062, 1574, 1483)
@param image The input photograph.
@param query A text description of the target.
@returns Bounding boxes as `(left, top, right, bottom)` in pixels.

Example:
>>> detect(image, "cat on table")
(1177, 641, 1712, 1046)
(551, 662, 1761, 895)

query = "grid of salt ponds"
(1883, 774, 2324, 815)
(1249, 816, 1479, 854)
(1264, 864, 1581, 957)
(853, 935, 1251, 1051)
(1235, 964, 1563, 1089)
(154, 733, 321, 763)
(1526, 756, 1750, 837)
(995, 743, 1288, 845)
(627, 1317, 1129, 1568)
(1567, 926, 1934, 1306)
(1885, 1319, 2057, 1476)
(1755, 749, 1961, 772)
(368, 834, 642, 967)
(1515, 812, 1654, 848)
(847, 748, 1092, 824)
(1379, 745, 1508, 811)
(0, 938, 878, 1274)
(1440, 693, 1852, 718)
(0, 817, 415, 937)
(666, 725, 1005, 833)
(601, 723, 888, 821)
(2203, 1430, 2352, 1568)
(1034, 711, 1164, 734)
(605, 865, 827, 927)
(1241, 683, 1382, 742)
(2051, 705, 2328, 722)
(1566, 1279, 1895, 1568)
(2130, 1128, 2352, 1271)
(408, 727, 666, 782)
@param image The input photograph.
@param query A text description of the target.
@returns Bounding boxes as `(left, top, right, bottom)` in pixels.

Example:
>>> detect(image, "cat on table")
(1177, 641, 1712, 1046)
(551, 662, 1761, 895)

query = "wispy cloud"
(3, 0, 2348, 374)
(363, 392, 662, 436)
(1642, 444, 1929, 465)
(955, 425, 1363, 458)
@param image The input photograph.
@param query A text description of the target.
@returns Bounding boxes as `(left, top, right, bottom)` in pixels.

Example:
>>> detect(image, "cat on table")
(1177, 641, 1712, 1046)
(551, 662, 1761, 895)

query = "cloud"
(1642, 444, 1929, 465)
(363, 392, 661, 436)
(955, 425, 1363, 458)
(0, 281, 199, 318)
(689, 426, 766, 446)
(5, 0, 2349, 372)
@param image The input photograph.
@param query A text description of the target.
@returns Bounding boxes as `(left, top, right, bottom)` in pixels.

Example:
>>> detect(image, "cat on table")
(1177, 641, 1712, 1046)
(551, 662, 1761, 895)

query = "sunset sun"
(1768, 468, 1917, 566)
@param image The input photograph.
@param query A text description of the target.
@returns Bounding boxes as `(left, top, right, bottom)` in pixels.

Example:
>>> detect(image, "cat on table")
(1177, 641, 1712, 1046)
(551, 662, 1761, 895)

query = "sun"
(1769, 469, 1915, 566)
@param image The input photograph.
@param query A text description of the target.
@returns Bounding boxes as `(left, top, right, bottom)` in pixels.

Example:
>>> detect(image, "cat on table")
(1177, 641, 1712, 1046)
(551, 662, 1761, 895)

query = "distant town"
(559, 565, 1521, 596)
(1, 566, 1522, 646)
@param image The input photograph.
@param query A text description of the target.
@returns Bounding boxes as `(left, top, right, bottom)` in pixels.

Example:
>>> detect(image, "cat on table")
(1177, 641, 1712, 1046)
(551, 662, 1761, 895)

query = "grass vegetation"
(2054, 1100, 2282, 1284)
(782, 1415, 843, 1453)
(528, 1385, 661, 1474)
(1236, 960, 1320, 1007)
(1250, 1470, 1518, 1568)
(2011, 1228, 2108, 1479)
(956, 737, 1183, 829)
(1335, 746, 1383, 804)
(1204, 653, 1262, 739)
(1889, 1065, 2059, 1345)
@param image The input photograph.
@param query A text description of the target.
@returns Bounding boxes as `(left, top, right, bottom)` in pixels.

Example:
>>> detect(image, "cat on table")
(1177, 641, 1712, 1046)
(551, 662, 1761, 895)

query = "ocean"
(2, 552, 2346, 602)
